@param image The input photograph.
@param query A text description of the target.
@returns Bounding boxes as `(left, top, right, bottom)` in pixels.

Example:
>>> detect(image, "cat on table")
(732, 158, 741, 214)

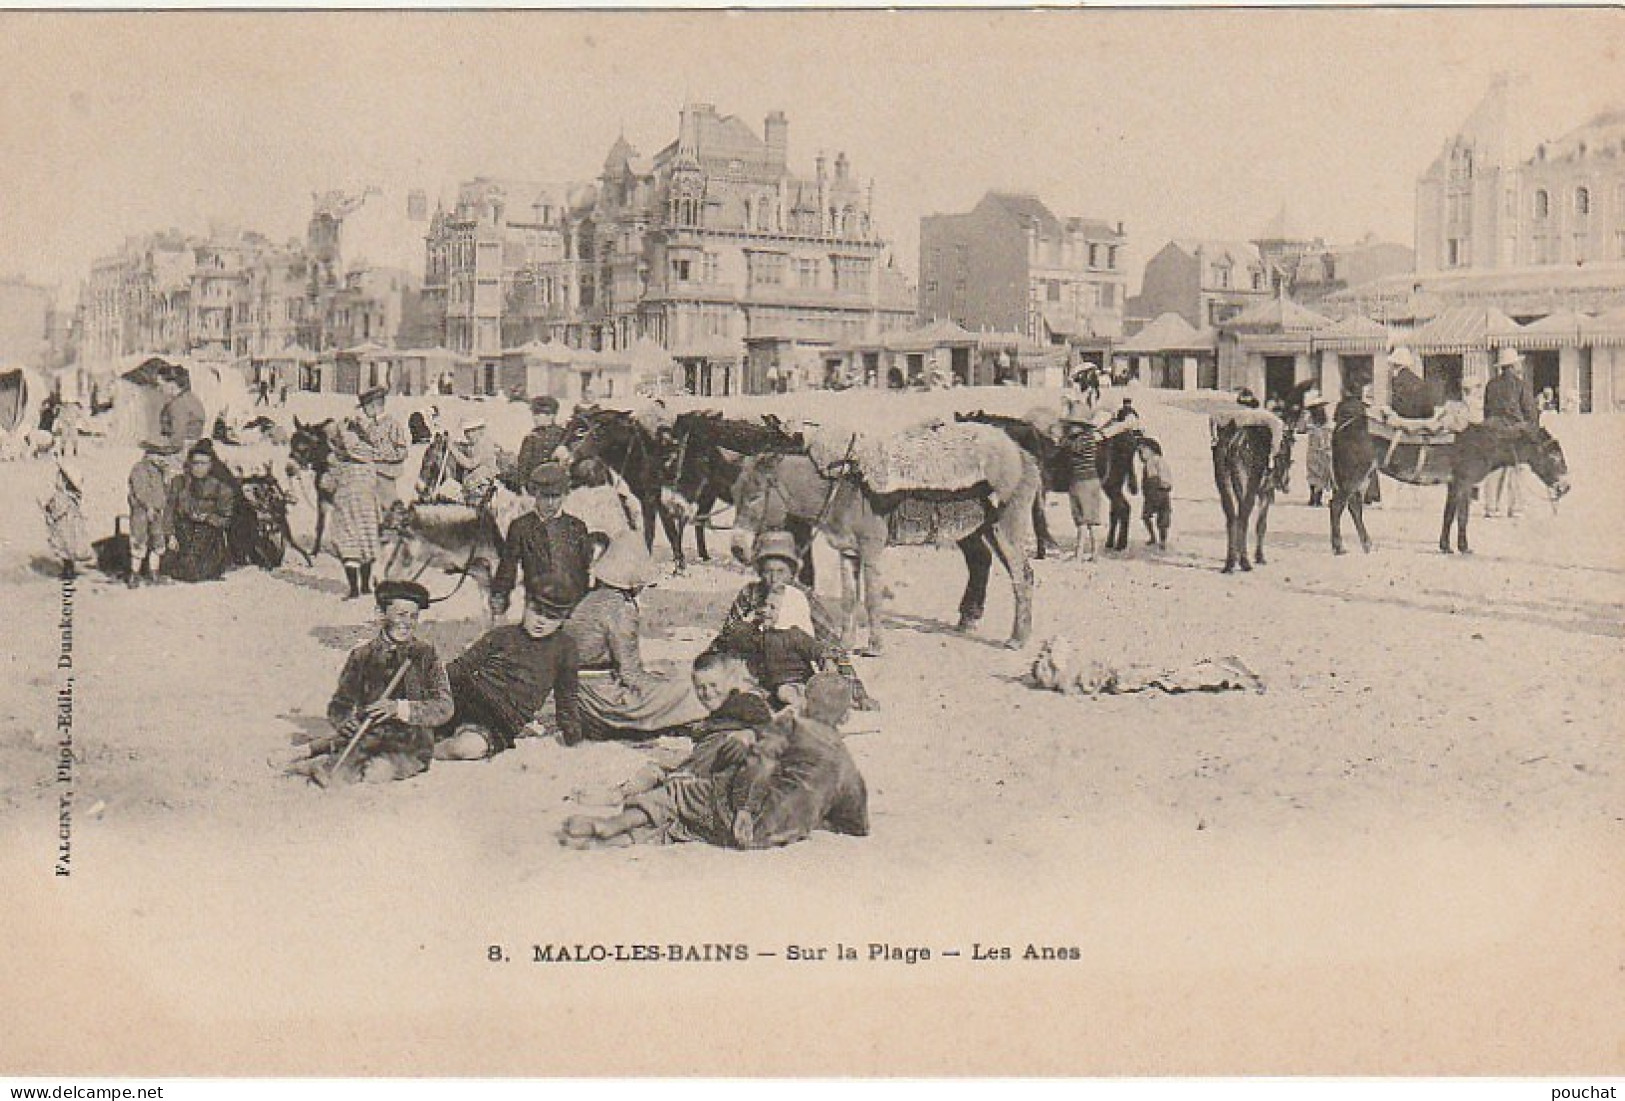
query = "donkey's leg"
(1253, 492, 1272, 566)
(789, 518, 817, 589)
(640, 496, 659, 553)
(1330, 493, 1347, 554)
(1349, 491, 1373, 553)
(1031, 494, 1050, 560)
(988, 519, 1034, 649)
(839, 551, 862, 652)
(859, 548, 888, 657)
(956, 532, 992, 633)
(1456, 484, 1473, 554)
(692, 486, 715, 562)
(657, 504, 688, 573)
(1439, 485, 1457, 553)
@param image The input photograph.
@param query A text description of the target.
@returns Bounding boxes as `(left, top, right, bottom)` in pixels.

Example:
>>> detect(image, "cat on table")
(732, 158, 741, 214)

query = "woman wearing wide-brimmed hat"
(330, 385, 408, 600)
(563, 532, 708, 739)
(1301, 389, 1332, 508)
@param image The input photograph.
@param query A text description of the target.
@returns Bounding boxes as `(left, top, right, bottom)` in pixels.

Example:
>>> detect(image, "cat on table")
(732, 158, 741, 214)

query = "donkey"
(1210, 414, 1295, 573)
(564, 406, 691, 571)
(730, 429, 1041, 654)
(661, 410, 813, 580)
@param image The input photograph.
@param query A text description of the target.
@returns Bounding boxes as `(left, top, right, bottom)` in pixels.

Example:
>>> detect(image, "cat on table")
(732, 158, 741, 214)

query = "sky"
(1, 9, 1621, 304)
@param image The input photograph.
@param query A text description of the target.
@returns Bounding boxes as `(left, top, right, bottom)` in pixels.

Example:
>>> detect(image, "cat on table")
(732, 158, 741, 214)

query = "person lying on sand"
(560, 653, 774, 848)
(560, 667, 869, 850)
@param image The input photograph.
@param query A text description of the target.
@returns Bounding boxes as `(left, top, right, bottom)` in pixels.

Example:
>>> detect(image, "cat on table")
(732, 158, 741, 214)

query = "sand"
(2, 385, 1621, 1075)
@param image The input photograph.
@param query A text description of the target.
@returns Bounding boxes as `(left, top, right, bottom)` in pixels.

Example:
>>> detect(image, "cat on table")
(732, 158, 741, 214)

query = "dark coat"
(516, 424, 571, 487)
(445, 626, 580, 749)
(162, 472, 235, 581)
(490, 511, 593, 614)
(1483, 370, 1538, 428)
(326, 636, 454, 768)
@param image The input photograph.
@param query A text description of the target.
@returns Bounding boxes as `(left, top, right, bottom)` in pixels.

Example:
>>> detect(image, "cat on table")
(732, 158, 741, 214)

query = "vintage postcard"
(2, 7, 1622, 1078)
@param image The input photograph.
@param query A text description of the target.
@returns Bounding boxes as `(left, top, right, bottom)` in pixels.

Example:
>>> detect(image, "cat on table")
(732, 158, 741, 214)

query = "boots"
(344, 564, 361, 600)
(359, 561, 373, 595)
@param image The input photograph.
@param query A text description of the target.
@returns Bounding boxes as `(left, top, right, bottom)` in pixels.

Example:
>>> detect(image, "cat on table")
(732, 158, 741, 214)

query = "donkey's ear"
(293, 416, 306, 430)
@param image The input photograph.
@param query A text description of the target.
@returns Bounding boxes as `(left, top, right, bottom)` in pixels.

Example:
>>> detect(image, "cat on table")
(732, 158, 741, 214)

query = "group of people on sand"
(1052, 395, 1175, 560)
(109, 363, 245, 586)
(276, 484, 871, 851)
(1294, 343, 1543, 517)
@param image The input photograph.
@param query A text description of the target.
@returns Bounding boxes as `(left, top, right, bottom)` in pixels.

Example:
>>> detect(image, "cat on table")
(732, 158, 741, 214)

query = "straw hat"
(592, 532, 658, 591)
(752, 530, 801, 569)
(1303, 389, 1328, 408)
(1495, 346, 1522, 370)
(1387, 346, 1418, 371)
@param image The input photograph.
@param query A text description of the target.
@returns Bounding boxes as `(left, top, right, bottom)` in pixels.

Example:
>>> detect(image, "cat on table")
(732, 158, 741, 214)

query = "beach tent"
(0, 365, 45, 436)
(108, 356, 254, 445)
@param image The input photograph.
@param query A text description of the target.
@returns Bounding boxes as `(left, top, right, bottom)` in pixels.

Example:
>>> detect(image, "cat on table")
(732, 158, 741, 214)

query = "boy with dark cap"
(435, 591, 582, 759)
(516, 395, 569, 489)
(279, 579, 453, 785)
(489, 461, 594, 621)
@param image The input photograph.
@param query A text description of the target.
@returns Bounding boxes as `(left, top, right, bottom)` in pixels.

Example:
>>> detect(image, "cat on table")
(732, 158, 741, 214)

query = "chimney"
(835, 151, 849, 181)
(816, 151, 827, 182)
(765, 110, 788, 168)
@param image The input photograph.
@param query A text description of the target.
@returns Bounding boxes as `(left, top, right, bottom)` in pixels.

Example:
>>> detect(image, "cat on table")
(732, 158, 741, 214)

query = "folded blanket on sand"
(1031, 636, 1265, 697)
(806, 419, 1005, 496)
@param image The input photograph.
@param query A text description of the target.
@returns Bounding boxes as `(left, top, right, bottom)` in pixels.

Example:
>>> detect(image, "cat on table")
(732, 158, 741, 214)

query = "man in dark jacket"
(1484, 347, 1539, 429)
(489, 462, 593, 621)
(516, 395, 570, 489)
(1482, 347, 1538, 517)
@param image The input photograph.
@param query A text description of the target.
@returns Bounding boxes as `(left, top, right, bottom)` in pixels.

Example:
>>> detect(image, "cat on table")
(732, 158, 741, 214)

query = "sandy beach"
(3, 384, 1621, 1075)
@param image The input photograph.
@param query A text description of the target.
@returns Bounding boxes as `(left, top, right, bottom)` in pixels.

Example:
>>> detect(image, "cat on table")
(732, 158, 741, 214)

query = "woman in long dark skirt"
(163, 444, 236, 582)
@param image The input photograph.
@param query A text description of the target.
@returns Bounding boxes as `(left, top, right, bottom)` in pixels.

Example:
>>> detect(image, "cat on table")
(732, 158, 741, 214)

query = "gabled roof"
(884, 318, 978, 352)
(1171, 239, 1262, 267)
(1119, 312, 1216, 353)
(1409, 306, 1519, 351)
(980, 192, 1061, 236)
(1223, 295, 1331, 333)
(1312, 313, 1392, 350)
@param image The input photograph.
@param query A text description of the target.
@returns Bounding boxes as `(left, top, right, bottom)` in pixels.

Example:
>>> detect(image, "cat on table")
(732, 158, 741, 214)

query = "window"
(751, 253, 786, 287)
(1088, 244, 1100, 268)
(831, 256, 869, 293)
(1046, 280, 1061, 302)
(795, 258, 820, 288)
(1213, 264, 1230, 289)
(1575, 187, 1591, 216)
(1534, 190, 1550, 219)
(701, 252, 719, 284)
(1107, 246, 1119, 270)
(672, 259, 692, 282)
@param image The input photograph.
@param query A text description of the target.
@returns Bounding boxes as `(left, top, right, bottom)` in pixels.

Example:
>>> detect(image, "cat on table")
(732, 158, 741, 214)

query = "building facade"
(588, 103, 915, 395)
(1414, 78, 1625, 279)
(421, 178, 597, 360)
(80, 191, 418, 371)
(919, 191, 1127, 347)
(1129, 239, 1271, 333)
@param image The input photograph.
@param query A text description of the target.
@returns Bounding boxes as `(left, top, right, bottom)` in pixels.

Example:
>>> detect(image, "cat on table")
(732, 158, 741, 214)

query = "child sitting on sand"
(278, 579, 454, 786)
(560, 650, 774, 848)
